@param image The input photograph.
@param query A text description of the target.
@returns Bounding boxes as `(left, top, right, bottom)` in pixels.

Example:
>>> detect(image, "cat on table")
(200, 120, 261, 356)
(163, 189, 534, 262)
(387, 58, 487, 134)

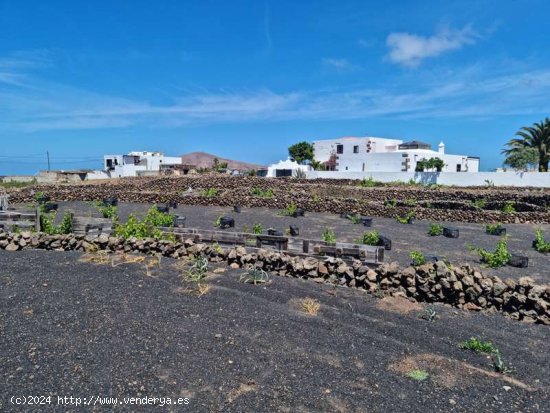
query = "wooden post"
(35, 206, 41, 232)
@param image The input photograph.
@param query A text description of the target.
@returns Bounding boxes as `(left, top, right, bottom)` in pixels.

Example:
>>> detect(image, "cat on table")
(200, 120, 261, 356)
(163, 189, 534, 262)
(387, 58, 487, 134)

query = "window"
(353, 145, 359, 154)
(456, 164, 462, 172)
(336, 144, 344, 154)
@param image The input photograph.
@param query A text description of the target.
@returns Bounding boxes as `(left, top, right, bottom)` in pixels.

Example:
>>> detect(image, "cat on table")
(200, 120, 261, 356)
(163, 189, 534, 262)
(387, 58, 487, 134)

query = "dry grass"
(196, 283, 211, 297)
(79, 251, 110, 264)
(299, 298, 321, 316)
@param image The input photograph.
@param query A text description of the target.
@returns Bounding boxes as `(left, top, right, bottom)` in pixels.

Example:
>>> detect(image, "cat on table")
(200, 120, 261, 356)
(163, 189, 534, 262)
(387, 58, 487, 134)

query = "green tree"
(428, 157, 445, 172)
(288, 141, 314, 164)
(310, 159, 326, 171)
(503, 146, 539, 171)
(416, 157, 444, 172)
(502, 119, 550, 172)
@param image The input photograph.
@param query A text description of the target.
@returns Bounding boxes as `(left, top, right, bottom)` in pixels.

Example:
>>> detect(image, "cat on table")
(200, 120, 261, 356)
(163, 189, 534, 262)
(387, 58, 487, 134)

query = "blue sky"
(1, 0, 549, 174)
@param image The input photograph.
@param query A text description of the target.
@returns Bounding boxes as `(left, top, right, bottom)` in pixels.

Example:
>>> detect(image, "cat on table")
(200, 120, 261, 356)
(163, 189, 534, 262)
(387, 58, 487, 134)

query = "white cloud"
(386, 26, 477, 67)
(322, 58, 356, 70)
(1, 51, 550, 132)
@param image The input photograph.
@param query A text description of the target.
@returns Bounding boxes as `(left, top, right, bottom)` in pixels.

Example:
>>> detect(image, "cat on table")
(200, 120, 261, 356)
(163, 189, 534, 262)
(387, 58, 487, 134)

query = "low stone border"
(1, 229, 549, 325)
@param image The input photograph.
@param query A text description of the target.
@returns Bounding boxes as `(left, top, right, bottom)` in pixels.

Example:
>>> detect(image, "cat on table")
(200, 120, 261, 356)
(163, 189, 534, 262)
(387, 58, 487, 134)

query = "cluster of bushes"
(114, 205, 175, 240)
(36, 192, 73, 235)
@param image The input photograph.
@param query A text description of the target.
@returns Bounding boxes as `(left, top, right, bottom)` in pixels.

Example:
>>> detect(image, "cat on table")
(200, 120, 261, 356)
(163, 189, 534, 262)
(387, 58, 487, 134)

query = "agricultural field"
(1, 176, 549, 411)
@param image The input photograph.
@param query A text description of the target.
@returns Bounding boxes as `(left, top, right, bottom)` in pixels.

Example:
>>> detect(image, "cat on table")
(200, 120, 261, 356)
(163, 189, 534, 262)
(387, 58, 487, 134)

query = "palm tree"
(502, 119, 550, 172)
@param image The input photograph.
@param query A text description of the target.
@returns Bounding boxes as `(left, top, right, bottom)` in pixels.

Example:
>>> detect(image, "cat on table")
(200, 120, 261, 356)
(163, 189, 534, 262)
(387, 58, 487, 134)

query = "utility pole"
(47, 151, 51, 171)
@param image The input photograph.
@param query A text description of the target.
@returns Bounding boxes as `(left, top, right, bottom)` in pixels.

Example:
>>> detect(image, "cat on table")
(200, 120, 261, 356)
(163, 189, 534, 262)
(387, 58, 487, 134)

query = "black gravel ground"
(52, 201, 550, 283)
(1, 249, 549, 412)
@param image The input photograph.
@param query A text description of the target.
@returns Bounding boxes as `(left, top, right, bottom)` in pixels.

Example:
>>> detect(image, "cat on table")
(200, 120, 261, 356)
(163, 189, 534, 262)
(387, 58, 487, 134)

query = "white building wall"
(313, 136, 403, 164)
(307, 171, 550, 187)
(313, 137, 479, 173)
(267, 158, 312, 177)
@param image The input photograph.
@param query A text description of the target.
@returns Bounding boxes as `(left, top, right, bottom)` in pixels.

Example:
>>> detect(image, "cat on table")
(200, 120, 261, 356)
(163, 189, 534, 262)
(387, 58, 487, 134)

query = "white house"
(313, 136, 479, 173)
(266, 158, 312, 178)
(104, 151, 183, 178)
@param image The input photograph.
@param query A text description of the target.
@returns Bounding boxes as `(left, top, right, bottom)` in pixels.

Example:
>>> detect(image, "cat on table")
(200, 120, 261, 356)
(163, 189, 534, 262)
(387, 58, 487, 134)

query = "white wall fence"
(306, 171, 550, 188)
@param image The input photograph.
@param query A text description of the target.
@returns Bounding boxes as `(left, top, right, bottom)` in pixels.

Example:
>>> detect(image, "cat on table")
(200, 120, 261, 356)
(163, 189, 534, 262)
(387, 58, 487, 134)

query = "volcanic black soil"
(1, 249, 549, 412)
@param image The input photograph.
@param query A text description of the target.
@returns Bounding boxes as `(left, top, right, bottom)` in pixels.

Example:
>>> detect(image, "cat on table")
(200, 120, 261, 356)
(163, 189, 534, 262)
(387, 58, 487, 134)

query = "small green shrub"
(201, 188, 218, 197)
(251, 187, 274, 198)
(396, 210, 415, 224)
(459, 337, 496, 354)
(213, 215, 223, 228)
(410, 250, 426, 266)
(240, 268, 269, 285)
(471, 239, 511, 268)
(322, 228, 336, 244)
(114, 206, 174, 239)
(384, 199, 397, 208)
(407, 370, 429, 381)
(460, 338, 513, 374)
(146, 205, 176, 227)
(346, 214, 361, 224)
(359, 177, 383, 187)
(472, 198, 487, 209)
(95, 201, 118, 219)
(428, 223, 444, 236)
(502, 202, 516, 213)
(485, 223, 504, 235)
(533, 229, 550, 253)
(252, 223, 263, 234)
(280, 203, 298, 217)
(40, 212, 73, 235)
(358, 230, 380, 246)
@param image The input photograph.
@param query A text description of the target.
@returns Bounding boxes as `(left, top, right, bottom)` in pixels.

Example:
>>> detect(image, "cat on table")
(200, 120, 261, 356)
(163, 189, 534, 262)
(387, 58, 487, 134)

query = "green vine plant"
(357, 230, 380, 246)
(201, 188, 218, 198)
(346, 214, 361, 224)
(471, 198, 487, 209)
(470, 238, 511, 268)
(396, 210, 416, 224)
(428, 223, 444, 236)
(322, 228, 336, 244)
(409, 250, 426, 266)
(213, 215, 223, 228)
(114, 206, 175, 239)
(94, 201, 118, 220)
(279, 203, 298, 217)
(485, 223, 504, 235)
(501, 202, 516, 213)
(40, 211, 73, 235)
(384, 199, 397, 209)
(533, 229, 550, 253)
(251, 187, 274, 198)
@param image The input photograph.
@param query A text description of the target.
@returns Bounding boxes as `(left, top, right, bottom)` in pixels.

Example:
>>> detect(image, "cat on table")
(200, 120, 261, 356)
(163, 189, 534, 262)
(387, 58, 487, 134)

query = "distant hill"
(180, 152, 265, 170)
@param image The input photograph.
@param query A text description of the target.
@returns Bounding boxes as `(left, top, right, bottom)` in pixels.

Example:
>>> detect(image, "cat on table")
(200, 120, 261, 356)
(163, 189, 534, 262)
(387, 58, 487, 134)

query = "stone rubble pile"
(1, 229, 548, 325)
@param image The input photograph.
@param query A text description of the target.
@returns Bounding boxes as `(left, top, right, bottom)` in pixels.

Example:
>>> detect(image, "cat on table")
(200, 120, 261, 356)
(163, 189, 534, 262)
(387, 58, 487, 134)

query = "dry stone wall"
(5, 176, 550, 223)
(1, 229, 549, 325)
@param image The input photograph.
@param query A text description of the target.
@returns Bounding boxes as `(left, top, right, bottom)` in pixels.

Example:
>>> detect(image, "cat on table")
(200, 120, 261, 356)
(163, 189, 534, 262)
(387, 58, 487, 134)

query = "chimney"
(438, 141, 445, 154)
